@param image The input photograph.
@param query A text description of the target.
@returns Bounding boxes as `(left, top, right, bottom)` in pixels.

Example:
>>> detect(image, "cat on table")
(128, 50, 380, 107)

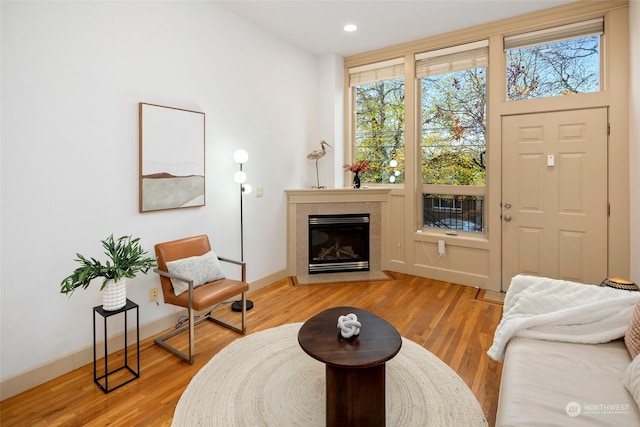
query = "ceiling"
(214, 0, 577, 57)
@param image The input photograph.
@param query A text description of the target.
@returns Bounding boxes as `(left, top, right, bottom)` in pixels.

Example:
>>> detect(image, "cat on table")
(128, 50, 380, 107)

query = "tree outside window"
(421, 67, 486, 186)
(419, 43, 487, 232)
(347, 21, 601, 233)
(353, 78, 405, 184)
(506, 35, 600, 101)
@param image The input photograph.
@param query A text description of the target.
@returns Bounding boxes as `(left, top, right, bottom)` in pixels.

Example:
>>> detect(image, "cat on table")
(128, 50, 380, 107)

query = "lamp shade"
(234, 171, 247, 184)
(233, 149, 249, 164)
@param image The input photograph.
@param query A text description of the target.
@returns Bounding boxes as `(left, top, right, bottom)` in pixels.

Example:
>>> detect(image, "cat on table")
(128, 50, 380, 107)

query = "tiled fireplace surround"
(285, 188, 391, 281)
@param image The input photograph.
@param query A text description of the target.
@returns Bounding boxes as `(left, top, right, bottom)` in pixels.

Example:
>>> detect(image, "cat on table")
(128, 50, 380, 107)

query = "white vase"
(103, 278, 127, 311)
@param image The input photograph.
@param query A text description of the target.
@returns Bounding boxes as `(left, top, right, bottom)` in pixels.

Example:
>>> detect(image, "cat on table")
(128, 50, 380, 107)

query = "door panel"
(502, 108, 608, 290)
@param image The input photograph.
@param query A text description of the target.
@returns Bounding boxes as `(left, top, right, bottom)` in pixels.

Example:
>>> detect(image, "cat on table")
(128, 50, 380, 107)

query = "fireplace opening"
(308, 213, 370, 274)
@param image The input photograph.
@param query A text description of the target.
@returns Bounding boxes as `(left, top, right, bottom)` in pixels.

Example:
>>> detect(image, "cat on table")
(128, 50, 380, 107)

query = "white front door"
(501, 108, 608, 290)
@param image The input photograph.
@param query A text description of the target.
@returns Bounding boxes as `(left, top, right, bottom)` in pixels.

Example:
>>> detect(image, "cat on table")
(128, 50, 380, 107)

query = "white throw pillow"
(623, 355, 640, 411)
(165, 250, 225, 296)
(626, 302, 640, 358)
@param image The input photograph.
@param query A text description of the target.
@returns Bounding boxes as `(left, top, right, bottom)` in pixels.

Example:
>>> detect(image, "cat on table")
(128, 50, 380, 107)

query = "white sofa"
(496, 336, 640, 426)
(490, 275, 640, 426)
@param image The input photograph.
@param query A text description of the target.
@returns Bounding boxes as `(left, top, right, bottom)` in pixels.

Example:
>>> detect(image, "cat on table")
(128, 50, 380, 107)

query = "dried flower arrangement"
(343, 159, 371, 174)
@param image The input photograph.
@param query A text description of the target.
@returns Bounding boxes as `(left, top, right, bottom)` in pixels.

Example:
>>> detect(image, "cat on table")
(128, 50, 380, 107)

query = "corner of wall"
(629, 1, 640, 282)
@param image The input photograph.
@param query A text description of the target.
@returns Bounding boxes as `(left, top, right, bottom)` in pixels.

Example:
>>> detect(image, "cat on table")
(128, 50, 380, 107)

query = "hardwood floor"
(0, 272, 504, 426)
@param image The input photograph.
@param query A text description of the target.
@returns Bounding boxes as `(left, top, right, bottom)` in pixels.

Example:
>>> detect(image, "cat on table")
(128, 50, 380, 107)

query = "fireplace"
(308, 213, 370, 274)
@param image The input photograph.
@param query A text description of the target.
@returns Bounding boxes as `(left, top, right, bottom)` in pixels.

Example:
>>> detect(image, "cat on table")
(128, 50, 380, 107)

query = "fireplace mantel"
(286, 188, 391, 204)
(285, 188, 391, 278)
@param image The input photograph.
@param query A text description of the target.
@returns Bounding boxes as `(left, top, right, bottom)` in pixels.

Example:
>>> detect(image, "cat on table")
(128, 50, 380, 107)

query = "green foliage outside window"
(351, 32, 599, 233)
(421, 67, 486, 186)
(354, 78, 405, 184)
(352, 35, 598, 186)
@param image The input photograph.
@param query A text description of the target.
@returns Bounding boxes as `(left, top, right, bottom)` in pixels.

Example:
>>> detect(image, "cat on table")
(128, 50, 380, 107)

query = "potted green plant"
(60, 234, 156, 310)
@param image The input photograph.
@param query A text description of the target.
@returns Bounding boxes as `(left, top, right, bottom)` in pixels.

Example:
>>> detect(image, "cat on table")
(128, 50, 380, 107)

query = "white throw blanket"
(487, 274, 640, 362)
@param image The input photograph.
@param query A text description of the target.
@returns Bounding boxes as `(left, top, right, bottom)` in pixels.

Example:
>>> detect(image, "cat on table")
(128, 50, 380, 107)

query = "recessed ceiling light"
(344, 24, 358, 32)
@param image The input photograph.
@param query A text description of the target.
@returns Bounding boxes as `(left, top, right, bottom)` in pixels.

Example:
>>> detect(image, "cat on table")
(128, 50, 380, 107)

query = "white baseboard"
(0, 273, 289, 401)
(249, 268, 288, 292)
(0, 311, 180, 400)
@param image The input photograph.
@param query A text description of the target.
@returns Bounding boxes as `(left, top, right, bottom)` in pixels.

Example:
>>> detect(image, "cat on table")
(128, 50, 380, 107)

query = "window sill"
(413, 230, 489, 250)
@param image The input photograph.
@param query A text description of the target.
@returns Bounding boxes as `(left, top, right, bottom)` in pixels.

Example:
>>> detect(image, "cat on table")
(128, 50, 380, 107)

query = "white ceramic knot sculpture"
(337, 313, 361, 338)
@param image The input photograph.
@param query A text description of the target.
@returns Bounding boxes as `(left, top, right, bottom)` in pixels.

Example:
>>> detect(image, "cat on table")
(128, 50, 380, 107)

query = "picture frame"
(139, 103, 205, 212)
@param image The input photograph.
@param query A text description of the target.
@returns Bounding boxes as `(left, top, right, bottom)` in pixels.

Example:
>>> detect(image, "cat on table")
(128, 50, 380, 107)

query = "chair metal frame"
(153, 256, 247, 365)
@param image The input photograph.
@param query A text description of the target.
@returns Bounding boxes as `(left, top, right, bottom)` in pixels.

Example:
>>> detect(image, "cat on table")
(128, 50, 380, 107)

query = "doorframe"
(492, 98, 628, 293)
(499, 107, 610, 290)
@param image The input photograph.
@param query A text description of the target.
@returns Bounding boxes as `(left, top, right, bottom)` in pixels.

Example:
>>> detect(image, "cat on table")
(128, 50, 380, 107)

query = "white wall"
(0, 1, 322, 381)
(318, 54, 345, 188)
(2, 0, 637, 392)
(630, 0, 640, 284)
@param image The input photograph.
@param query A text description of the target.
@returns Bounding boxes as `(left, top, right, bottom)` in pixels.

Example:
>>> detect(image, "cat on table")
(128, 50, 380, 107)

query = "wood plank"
(0, 273, 503, 426)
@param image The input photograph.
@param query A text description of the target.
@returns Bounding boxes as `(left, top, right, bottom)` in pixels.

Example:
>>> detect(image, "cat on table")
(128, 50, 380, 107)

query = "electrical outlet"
(150, 287, 159, 302)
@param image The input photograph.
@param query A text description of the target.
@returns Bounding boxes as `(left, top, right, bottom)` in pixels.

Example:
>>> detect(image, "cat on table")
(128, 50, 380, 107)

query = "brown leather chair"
(154, 235, 248, 364)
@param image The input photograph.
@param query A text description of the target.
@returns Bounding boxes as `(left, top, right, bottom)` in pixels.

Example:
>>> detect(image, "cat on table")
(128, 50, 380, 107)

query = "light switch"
(547, 155, 555, 167)
(256, 187, 264, 197)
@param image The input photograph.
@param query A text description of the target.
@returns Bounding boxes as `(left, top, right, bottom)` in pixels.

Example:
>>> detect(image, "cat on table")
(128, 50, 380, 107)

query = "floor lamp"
(231, 149, 254, 312)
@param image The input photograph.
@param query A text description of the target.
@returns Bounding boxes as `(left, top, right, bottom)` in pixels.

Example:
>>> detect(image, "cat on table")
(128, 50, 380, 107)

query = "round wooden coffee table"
(298, 306, 402, 427)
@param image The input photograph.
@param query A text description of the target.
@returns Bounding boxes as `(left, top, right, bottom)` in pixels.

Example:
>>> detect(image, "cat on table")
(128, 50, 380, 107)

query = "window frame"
(416, 41, 489, 234)
(343, 8, 616, 241)
(348, 58, 406, 186)
(504, 18, 604, 102)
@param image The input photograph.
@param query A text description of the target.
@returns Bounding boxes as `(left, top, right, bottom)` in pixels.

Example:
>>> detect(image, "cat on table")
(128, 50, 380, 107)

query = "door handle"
(504, 202, 512, 209)
(504, 214, 512, 222)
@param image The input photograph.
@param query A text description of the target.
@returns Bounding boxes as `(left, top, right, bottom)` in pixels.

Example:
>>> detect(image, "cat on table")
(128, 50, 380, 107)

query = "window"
(505, 18, 602, 101)
(423, 194, 484, 231)
(417, 41, 488, 232)
(431, 196, 463, 213)
(349, 58, 405, 184)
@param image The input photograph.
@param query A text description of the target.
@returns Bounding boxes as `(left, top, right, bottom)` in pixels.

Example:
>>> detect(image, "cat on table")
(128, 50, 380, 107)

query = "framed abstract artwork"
(139, 103, 205, 212)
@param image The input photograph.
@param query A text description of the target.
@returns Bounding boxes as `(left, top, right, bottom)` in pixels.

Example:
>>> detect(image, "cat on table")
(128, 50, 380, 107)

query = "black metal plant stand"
(93, 299, 140, 393)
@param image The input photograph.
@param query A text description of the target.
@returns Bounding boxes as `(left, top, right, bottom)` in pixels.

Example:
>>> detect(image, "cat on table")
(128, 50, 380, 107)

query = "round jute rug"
(172, 323, 488, 426)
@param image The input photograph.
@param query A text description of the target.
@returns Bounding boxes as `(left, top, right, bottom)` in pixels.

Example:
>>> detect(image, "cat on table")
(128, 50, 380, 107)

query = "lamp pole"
(239, 161, 245, 262)
(232, 149, 254, 312)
